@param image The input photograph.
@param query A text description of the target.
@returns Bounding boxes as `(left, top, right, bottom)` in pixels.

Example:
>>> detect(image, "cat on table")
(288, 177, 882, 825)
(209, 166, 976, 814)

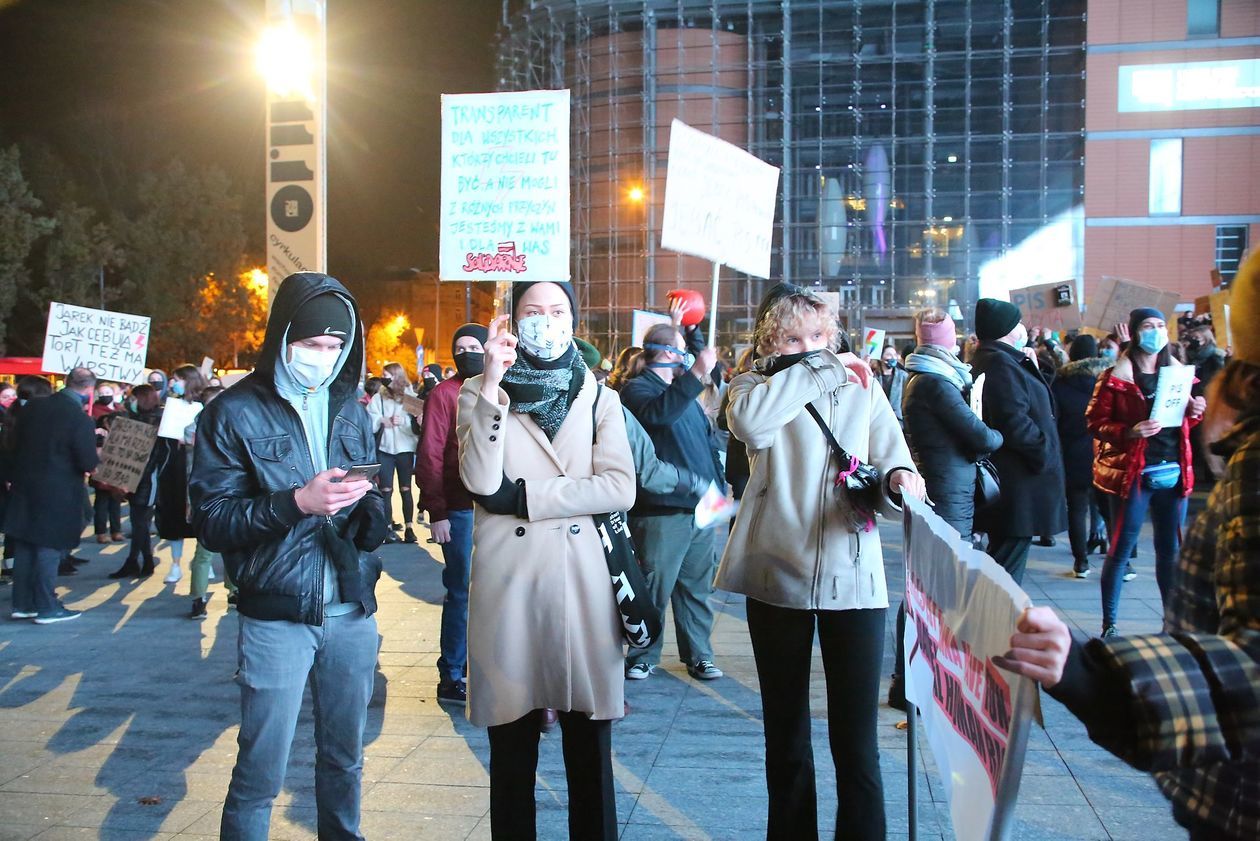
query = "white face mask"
(516, 314, 573, 361)
(289, 345, 339, 388)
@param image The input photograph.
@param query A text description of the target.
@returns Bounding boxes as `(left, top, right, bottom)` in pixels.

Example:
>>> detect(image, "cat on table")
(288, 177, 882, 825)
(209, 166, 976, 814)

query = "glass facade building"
(498, 0, 1087, 350)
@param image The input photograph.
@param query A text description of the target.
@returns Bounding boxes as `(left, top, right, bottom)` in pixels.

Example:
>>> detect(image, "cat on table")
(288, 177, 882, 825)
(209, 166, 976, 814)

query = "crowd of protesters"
(0, 255, 1255, 840)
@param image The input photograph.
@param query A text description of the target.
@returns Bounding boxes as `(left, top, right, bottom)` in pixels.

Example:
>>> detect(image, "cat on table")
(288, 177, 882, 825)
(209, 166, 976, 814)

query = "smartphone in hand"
(334, 463, 381, 483)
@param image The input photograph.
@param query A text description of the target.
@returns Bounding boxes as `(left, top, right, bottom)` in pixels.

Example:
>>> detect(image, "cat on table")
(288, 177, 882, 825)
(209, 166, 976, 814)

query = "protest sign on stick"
(862, 328, 886, 359)
(439, 90, 570, 284)
(41, 302, 151, 384)
(1008, 281, 1082, 336)
(94, 416, 159, 494)
(660, 120, 781, 345)
(157, 398, 203, 441)
(1209, 290, 1232, 347)
(902, 496, 1039, 841)
(1087, 277, 1180, 332)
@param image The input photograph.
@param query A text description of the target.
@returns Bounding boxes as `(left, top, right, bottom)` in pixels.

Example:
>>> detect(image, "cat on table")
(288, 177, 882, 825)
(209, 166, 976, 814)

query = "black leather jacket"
(189, 272, 386, 625)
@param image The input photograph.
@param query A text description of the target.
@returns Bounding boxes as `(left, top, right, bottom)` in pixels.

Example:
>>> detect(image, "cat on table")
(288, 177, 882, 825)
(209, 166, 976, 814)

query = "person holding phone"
(190, 272, 387, 840)
(457, 282, 635, 840)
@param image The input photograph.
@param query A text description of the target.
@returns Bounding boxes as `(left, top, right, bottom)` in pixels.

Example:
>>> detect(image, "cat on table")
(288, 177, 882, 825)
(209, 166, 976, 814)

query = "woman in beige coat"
(457, 280, 635, 841)
(717, 283, 925, 841)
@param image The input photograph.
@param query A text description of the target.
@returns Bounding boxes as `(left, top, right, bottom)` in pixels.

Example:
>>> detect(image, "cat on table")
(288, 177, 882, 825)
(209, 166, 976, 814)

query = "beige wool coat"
(715, 350, 918, 612)
(457, 371, 636, 727)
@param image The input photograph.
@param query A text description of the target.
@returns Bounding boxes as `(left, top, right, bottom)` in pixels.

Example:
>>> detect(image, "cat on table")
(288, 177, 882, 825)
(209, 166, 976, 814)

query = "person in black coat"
(969, 299, 1068, 584)
(901, 311, 1004, 537)
(4, 367, 99, 623)
(109, 385, 166, 579)
(1052, 335, 1110, 578)
(889, 309, 1004, 710)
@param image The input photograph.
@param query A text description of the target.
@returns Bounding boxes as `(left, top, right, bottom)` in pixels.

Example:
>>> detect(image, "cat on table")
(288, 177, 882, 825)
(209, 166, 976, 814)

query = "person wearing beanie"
(413, 322, 488, 705)
(968, 298, 1067, 584)
(419, 362, 444, 398)
(189, 272, 387, 839)
(891, 308, 1004, 709)
(997, 247, 1260, 840)
(1086, 307, 1206, 636)
(457, 281, 634, 838)
(1051, 333, 1111, 578)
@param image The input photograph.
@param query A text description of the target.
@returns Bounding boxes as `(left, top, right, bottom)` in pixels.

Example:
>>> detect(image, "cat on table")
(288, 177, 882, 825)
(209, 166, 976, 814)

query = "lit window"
(1187, 0, 1219, 38)
(1148, 139, 1182, 216)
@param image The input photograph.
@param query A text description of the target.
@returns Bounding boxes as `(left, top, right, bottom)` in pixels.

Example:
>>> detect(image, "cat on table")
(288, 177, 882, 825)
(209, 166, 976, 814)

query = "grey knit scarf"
(500, 346, 586, 440)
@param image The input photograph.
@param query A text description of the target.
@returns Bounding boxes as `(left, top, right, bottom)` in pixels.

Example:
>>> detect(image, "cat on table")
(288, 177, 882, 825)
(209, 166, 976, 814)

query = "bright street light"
(256, 21, 316, 100)
(627, 185, 645, 203)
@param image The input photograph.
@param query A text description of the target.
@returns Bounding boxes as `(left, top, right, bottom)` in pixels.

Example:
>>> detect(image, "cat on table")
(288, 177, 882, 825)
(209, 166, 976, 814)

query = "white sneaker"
(164, 564, 183, 585)
(207, 567, 216, 582)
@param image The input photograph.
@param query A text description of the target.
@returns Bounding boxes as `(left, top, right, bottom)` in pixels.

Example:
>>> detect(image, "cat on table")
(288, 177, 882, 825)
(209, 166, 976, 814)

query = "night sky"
(0, 0, 502, 281)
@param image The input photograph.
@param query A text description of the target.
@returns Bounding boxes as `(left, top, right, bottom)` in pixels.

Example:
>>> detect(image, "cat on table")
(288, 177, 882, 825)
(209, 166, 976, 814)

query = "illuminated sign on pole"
(1119, 59, 1260, 113)
(260, 0, 327, 302)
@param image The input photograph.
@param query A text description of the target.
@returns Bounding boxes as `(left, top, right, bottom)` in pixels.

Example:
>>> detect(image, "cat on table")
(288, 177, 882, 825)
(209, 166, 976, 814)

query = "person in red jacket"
(415, 322, 487, 706)
(1086, 307, 1205, 636)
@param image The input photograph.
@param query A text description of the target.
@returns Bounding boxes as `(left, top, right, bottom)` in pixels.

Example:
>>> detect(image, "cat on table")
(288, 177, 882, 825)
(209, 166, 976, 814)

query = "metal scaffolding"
(498, 0, 1086, 353)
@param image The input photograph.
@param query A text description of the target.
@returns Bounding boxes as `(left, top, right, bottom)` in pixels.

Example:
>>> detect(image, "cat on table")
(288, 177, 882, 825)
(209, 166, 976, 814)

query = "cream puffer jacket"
(715, 350, 917, 611)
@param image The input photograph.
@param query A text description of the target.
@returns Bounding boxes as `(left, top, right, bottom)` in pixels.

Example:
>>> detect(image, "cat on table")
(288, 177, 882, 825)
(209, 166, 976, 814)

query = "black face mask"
(765, 350, 822, 375)
(95, 396, 113, 406)
(454, 352, 485, 379)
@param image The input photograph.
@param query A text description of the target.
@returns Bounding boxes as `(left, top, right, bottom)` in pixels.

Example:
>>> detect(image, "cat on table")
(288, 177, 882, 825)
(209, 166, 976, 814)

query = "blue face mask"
(170, 380, 185, 397)
(1099, 347, 1117, 362)
(644, 343, 694, 370)
(1138, 327, 1169, 355)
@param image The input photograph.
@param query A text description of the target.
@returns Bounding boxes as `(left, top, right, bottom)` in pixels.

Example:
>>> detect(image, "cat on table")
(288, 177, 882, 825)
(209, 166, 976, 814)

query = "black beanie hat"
(1068, 333, 1097, 362)
(289, 292, 353, 342)
(451, 322, 489, 356)
(1128, 307, 1165, 338)
(423, 363, 443, 380)
(511, 281, 578, 323)
(974, 298, 1022, 342)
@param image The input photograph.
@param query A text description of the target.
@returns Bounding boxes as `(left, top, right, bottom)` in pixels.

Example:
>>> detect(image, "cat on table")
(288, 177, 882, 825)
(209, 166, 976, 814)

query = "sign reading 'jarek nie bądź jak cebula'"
(41, 302, 151, 385)
(439, 89, 570, 283)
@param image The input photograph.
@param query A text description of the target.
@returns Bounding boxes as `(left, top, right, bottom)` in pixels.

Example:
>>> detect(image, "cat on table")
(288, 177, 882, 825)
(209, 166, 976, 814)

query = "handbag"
(974, 458, 1001, 510)
(591, 386, 662, 649)
(1141, 461, 1180, 490)
(804, 403, 883, 534)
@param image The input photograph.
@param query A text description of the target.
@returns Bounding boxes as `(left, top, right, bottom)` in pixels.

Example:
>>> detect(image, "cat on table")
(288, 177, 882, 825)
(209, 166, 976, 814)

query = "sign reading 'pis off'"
(439, 89, 570, 282)
(42, 302, 151, 384)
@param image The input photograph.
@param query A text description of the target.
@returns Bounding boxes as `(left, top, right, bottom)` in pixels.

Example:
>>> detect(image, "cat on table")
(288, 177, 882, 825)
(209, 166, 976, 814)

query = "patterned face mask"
(516, 314, 573, 361)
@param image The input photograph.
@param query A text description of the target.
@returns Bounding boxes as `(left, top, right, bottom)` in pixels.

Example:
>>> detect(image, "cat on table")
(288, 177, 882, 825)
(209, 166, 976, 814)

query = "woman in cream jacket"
(717, 283, 924, 841)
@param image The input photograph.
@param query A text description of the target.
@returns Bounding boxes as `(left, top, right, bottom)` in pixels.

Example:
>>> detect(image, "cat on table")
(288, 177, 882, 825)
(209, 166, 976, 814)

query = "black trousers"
(94, 488, 122, 535)
(487, 709, 616, 841)
(128, 504, 154, 564)
(986, 534, 1032, 584)
(746, 598, 887, 841)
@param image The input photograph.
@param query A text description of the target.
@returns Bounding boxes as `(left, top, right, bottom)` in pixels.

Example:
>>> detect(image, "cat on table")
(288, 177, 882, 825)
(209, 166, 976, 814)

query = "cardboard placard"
(1210, 290, 1232, 347)
(94, 416, 159, 494)
(1008, 281, 1083, 336)
(439, 89, 571, 282)
(400, 394, 426, 416)
(660, 120, 781, 279)
(1087, 277, 1181, 332)
(41, 302, 151, 384)
(199, 357, 215, 379)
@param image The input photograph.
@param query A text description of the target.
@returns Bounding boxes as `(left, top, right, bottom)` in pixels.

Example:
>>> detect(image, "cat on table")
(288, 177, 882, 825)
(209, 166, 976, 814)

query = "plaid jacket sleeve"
(1066, 431, 1260, 773)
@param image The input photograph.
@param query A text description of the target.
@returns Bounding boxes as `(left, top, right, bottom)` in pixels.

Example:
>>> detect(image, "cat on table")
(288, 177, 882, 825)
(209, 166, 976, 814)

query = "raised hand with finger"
(480, 314, 518, 400)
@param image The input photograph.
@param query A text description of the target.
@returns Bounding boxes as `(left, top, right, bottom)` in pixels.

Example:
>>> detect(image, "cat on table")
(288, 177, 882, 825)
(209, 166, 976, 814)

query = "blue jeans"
(437, 508, 474, 683)
(11, 539, 63, 616)
(220, 610, 379, 841)
(1100, 478, 1186, 628)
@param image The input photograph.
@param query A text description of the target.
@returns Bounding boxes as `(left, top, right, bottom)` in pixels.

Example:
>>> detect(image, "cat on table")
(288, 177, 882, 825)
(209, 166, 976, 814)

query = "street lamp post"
(257, 0, 327, 303)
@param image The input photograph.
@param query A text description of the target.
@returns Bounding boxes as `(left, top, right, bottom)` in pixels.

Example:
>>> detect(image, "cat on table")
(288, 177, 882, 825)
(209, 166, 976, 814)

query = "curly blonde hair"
(754, 291, 840, 356)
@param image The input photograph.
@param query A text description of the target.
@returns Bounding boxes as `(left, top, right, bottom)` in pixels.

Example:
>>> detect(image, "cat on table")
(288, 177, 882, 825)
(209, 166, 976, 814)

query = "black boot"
(108, 557, 141, 579)
(139, 557, 156, 577)
(887, 674, 908, 712)
(403, 527, 417, 544)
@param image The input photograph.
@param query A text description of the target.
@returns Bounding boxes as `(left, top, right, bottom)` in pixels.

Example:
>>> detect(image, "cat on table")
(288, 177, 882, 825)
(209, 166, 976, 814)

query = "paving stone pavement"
(0, 507, 1190, 840)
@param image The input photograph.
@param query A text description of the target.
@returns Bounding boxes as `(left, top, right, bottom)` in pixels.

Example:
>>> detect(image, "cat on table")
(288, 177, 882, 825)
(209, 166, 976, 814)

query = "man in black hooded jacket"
(191, 272, 386, 840)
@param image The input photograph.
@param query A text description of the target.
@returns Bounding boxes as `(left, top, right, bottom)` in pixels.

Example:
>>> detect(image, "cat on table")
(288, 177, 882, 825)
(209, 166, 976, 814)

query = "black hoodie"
(189, 272, 385, 625)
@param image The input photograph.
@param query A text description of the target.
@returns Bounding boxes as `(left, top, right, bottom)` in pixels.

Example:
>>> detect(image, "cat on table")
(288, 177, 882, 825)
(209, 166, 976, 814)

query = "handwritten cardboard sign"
(1087, 277, 1180, 332)
(1210, 289, 1232, 347)
(439, 89, 570, 282)
(42, 302, 151, 384)
(400, 394, 426, 417)
(94, 416, 158, 494)
(1008, 282, 1082, 336)
(660, 120, 781, 279)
